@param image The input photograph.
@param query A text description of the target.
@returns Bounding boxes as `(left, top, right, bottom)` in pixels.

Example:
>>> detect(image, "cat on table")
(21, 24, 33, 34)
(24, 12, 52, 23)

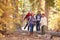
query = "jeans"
(36, 21, 40, 31)
(29, 24, 34, 32)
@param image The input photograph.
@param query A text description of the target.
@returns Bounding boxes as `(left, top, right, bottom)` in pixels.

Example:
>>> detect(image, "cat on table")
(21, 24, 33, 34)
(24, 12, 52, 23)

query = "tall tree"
(29, 0, 41, 11)
(45, 0, 55, 26)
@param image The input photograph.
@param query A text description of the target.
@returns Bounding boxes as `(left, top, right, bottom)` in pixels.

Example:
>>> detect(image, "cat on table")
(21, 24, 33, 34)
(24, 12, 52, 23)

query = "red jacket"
(24, 12, 32, 20)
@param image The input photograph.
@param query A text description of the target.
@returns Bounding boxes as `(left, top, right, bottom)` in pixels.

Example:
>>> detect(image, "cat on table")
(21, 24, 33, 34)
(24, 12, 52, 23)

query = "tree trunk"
(45, 0, 50, 30)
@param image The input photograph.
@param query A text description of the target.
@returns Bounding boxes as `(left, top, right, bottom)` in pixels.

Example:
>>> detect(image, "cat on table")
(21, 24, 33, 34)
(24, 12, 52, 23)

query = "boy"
(24, 11, 32, 31)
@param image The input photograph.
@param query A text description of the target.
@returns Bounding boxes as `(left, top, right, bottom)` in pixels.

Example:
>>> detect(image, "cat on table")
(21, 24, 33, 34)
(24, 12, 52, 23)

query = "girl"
(40, 14, 47, 35)
(28, 13, 36, 36)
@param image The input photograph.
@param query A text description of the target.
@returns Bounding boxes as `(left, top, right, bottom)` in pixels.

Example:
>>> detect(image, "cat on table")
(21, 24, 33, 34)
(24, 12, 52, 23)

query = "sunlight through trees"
(0, 0, 60, 37)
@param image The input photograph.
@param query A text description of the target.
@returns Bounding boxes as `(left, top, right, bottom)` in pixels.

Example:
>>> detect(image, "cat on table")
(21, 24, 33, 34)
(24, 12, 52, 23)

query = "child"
(40, 14, 47, 35)
(24, 11, 32, 31)
(28, 13, 36, 36)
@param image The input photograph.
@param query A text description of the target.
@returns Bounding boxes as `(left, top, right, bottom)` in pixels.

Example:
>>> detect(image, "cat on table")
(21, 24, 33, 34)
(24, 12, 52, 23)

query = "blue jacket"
(36, 14, 41, 22)
(28, 16, 36, 25)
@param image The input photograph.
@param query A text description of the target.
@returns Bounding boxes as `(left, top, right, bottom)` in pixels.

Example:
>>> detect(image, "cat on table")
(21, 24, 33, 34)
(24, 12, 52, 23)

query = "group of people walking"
(24, 10, 47, 36)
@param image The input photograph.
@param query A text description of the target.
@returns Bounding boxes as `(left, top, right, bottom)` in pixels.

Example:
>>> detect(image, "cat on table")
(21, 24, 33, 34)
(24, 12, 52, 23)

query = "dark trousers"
(36, 21, 40, 31)
(24, 22, 29, 31)
(41, 25, 45, 35)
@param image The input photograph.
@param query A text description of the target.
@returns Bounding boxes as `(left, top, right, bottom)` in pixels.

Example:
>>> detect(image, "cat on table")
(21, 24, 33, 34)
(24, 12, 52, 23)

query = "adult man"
(36, 11, 41, 32)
